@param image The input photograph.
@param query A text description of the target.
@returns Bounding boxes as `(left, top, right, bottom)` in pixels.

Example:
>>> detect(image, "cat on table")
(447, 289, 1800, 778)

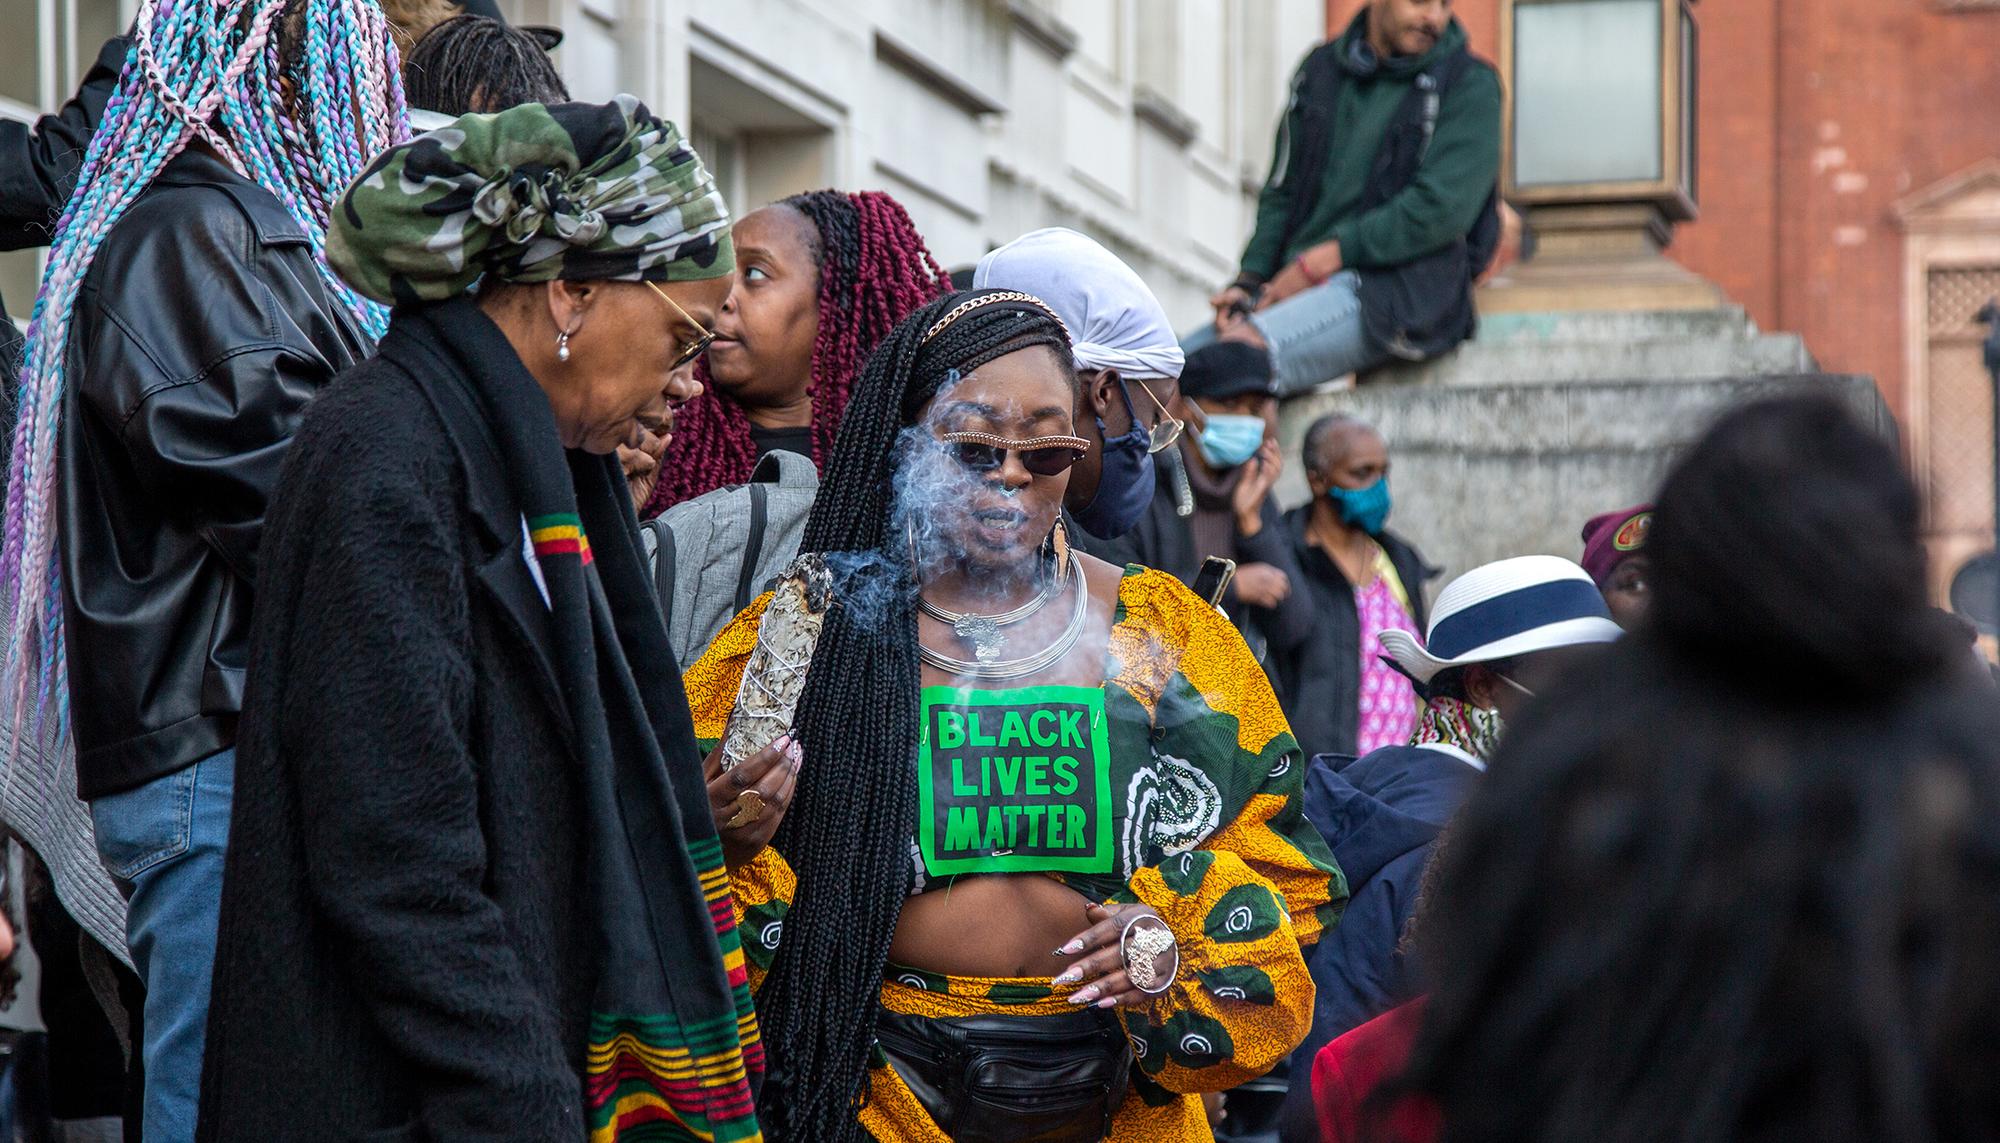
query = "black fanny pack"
(875, 1008, 1132, 1143)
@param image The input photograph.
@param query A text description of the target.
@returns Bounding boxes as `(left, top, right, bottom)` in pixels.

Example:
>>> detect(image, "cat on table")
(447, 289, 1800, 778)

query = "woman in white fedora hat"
(1277, 554, 1621, 1138)
(1375, 554, 1625, 759)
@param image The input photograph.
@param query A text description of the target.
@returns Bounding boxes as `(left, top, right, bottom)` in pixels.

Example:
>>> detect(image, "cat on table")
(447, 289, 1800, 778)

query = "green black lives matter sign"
(916, 685, 1114, 877)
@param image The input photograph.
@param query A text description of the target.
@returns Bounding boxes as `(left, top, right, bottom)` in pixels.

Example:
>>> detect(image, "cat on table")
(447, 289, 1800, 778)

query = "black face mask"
(1071, 379, 1156, 540)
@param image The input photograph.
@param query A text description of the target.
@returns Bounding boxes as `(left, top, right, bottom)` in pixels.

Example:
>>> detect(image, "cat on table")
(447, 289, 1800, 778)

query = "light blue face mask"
(1195, 414, 1265, 469)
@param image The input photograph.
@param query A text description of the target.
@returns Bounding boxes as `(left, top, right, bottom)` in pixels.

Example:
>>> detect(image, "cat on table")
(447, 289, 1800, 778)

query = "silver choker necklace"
(917, 573, 1057, 663)
(918, 551, 1088, 681)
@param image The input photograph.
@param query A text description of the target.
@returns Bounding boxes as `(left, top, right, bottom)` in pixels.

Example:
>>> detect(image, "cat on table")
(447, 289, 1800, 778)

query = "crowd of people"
(0, 1, 1993, 1142)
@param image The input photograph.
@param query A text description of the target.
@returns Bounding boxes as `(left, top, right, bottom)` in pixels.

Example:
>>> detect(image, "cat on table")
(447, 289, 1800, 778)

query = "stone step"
(1364, 331, 1816, 387)
(1273, 372, 1890, 583)
(1471, 307, 1760, 346)
(1281, 372, 1883, 455)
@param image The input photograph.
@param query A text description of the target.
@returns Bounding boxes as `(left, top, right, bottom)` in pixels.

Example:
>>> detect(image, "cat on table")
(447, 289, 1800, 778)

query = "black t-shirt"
(749, 423, 813, 460)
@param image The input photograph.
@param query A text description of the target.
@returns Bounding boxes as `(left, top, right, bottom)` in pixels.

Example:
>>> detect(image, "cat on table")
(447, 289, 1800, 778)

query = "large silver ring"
(1119, 913, 1179, 996)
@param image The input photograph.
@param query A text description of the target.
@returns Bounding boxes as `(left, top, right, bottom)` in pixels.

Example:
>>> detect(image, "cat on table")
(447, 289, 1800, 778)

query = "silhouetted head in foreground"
(402, 14, 568, 117)
(1385, 395, 2000, 1143)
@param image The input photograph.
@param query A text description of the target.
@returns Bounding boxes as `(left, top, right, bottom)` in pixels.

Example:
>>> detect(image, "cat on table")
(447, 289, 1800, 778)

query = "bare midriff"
(889, 554, 1127, 981)
(887, 872, 1095, 979)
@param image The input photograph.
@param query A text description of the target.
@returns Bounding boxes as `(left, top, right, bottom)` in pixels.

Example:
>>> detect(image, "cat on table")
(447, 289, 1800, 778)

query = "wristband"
(1294, 252, 1329, 287)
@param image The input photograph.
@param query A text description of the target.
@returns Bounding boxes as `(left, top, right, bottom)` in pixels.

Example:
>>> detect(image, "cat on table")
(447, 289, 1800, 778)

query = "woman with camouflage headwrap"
(199, 97, 769, 1143)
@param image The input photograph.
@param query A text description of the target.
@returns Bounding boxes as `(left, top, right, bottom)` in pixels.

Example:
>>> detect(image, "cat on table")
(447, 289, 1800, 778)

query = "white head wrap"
(973, 227, 1184, 381)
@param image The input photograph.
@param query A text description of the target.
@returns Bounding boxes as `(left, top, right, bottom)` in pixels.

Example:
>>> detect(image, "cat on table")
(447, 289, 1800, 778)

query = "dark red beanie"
(1580, 504, 1654, 587)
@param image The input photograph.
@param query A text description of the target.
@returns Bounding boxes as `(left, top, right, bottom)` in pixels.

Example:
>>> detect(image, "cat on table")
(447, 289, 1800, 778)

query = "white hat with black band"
(1380, 555, 1623, 685)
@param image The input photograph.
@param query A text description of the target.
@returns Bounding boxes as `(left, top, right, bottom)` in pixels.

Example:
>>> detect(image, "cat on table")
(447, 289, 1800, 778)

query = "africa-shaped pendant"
(954, 615, 1005, 663)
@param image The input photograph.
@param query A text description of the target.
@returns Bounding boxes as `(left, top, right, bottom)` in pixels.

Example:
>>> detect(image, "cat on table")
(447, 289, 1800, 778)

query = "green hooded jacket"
(1240, 13, 1501, 280)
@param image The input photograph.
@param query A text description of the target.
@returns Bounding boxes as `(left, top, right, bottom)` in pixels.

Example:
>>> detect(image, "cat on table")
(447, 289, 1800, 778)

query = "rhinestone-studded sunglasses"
(941, 430, 1093, 477)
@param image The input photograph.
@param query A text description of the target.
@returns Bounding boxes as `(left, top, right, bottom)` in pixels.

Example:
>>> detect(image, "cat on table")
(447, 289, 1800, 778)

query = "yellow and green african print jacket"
(685, 566, 1347, 1142)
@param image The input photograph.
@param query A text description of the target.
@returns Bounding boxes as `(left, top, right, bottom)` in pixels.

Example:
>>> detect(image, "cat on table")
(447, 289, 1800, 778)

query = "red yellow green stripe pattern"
(585, 834, 765, 1142)
(530, 512, 594, 565)
(585, 1013, 761, 1142)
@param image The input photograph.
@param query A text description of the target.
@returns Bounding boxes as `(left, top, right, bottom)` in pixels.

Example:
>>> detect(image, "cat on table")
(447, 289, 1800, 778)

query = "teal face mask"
(1326, 476, 1392, 535)
(1195, 414, 1265, 469)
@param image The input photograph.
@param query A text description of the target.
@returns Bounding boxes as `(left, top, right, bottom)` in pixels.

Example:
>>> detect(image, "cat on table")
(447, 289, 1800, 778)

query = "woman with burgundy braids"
(642, 188, 953, 513)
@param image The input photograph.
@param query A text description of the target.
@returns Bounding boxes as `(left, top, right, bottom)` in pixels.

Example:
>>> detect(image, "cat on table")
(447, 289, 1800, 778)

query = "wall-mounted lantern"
(1485, 0, 1722, 312)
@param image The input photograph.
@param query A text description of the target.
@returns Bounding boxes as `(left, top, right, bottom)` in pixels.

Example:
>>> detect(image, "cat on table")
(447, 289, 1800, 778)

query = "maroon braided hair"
(644, 190, 952, 513)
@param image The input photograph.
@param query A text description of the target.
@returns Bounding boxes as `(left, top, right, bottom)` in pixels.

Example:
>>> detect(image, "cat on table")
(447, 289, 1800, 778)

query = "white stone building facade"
(1, 0, 1323, 329)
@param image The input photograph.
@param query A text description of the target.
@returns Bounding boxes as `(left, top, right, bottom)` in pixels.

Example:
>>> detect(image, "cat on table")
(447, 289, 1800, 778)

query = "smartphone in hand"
(1192, 557, 1237, 609)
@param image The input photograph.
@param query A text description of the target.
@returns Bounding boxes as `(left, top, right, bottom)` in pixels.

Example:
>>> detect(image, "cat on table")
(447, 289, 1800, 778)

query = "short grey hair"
(1302, 412, 1380, 475)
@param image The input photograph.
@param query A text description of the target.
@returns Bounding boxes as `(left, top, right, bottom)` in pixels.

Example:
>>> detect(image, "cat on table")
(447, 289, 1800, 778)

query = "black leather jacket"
(59, 147, 370, 799)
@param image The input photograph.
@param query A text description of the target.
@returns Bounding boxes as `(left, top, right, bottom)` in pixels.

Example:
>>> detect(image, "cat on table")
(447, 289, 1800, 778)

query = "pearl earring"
(556, 328, 572, 362)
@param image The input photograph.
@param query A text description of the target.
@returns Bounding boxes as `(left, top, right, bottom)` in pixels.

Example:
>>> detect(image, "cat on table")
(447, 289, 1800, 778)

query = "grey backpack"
(641, 448, 820, 668)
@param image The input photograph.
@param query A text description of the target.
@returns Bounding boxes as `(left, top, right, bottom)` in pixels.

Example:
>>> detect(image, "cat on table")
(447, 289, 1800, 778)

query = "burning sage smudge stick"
(721, 552, 836, 770)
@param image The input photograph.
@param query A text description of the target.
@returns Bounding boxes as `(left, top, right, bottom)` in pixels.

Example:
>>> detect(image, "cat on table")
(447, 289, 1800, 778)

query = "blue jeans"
(1184, 270, 1383, 396)
(91, 750, 233, 1143)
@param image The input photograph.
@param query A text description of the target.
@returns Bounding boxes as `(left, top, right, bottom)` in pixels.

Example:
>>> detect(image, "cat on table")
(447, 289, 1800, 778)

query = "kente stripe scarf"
(530, 513, 595, 564)
(417, 299, 762, 1142)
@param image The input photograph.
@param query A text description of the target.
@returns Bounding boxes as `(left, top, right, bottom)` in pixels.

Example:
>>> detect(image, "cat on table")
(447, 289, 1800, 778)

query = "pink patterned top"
(1355, 547, 1422, 755)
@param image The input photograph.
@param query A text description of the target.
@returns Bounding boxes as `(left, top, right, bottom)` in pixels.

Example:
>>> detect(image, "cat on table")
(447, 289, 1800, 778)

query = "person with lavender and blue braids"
(0, 3, 407, 1139)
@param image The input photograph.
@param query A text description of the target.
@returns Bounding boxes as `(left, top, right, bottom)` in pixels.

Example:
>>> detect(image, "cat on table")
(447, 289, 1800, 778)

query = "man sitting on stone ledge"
(1193, 0, 1503, 395)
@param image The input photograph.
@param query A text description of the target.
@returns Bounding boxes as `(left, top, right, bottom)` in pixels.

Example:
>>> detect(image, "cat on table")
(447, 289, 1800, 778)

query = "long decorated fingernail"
(1067, 985, 1101, 1005)
(774, 734, 792, 753)
(1058, 938, 1084, 955)
(1052, 968, 1082, 987)
(1095, 996, 1118, 1009)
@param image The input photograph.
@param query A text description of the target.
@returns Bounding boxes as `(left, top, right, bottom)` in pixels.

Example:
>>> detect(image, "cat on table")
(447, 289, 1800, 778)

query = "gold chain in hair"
(922, 290, 1072, 345)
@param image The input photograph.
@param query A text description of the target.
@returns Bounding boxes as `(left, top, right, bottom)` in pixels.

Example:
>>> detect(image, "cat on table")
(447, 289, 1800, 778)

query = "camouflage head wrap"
(329, 94, 733, 305)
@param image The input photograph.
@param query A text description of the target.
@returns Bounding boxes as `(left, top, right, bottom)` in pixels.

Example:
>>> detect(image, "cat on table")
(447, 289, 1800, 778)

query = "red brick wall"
(1324, 0, 2000, 416)
(1672, 0, 1779, 327)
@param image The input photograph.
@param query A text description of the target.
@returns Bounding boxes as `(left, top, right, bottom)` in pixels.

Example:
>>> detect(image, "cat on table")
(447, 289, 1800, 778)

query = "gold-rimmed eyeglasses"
(1132, 380, 1185, 454)
(647, 281, 716, 371)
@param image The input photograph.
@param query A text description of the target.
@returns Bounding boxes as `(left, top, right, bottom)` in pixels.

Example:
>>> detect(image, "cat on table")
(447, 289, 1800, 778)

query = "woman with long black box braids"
(685, 290, 1345, 1142)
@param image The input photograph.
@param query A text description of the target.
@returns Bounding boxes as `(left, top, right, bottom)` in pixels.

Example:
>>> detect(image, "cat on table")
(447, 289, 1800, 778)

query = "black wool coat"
(198, 315, 611, 1142)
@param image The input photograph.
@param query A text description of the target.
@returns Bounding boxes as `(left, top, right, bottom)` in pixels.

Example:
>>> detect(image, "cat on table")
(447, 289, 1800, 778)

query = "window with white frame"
(0, 0, 129, 129)
(1062, 0, 1121, 79)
